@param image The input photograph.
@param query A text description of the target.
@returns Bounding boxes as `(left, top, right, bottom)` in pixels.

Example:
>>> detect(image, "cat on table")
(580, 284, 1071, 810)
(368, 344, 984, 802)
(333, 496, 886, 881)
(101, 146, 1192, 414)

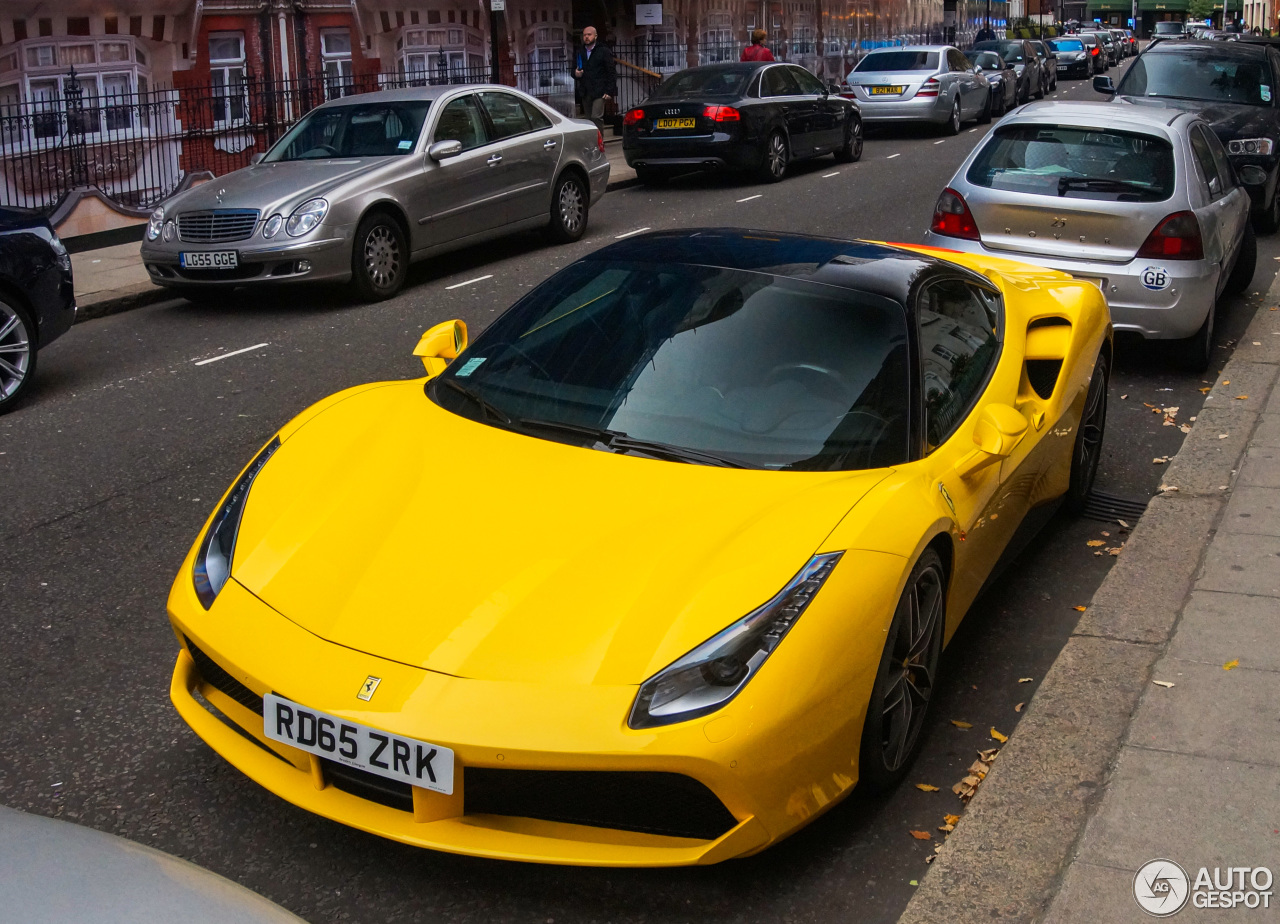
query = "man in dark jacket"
(572, 26, 616, 130)
(975, 22, 997, 42)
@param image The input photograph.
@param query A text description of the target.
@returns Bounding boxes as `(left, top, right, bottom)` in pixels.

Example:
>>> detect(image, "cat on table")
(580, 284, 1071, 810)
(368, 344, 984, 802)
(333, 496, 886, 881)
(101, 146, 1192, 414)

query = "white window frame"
(208, 32, 247, 127)
(321, 29, 355, 99)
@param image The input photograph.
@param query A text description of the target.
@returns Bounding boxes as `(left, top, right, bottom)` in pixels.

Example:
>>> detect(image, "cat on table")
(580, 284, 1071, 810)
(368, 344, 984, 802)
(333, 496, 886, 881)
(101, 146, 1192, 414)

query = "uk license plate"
(263, 693, 455, 795)
(180, 251, 238, 269)
(655, 117, 696, 129)
(869, 85, 905, 95)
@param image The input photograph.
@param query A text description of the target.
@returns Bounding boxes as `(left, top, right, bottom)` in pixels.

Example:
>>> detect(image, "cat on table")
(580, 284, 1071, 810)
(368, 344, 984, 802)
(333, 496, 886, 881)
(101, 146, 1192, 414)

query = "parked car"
(1121, 29, 1139, 55)
(0, 805, 306, 922)
(1047, 36, 1095, 78)
(965, 50, 1018, 116)
(1097, 39, 1280, 232)
(622, 62, 862, 185)
(970, 40, 1045, 103)
(924, 101, 1253, 370)
(1078, 31, 1110, 71)
(1083, 30, 1120, 67)
(1030, 39, 1059, 91)
(140, 86, 609, 303)
(1108, 29, 1131, 57)
(168, 227, 1111, 866)
(1153, 21, 1187, 39)
(0, 207, 75, 414)
(842, 45, 991, 134)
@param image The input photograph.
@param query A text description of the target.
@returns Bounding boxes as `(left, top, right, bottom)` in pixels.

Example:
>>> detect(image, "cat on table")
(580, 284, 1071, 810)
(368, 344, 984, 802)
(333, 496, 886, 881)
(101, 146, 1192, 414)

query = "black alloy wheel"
(0, 296, 35, 414)
(835, 117, 863, 163)
(1066, 352, 1109, 514)
(548, 171, 588, 243)
(859, 548, 946, 789)
(350, 211, 407, 302)
(759, 131, 789, 183)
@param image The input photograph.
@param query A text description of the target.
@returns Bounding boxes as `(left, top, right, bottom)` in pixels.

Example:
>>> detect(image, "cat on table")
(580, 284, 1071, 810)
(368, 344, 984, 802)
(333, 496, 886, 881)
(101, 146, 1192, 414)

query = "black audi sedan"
(622, 62, 862, 184)
(1098, 39, 1280, 232)
(0, 208, 76, 413)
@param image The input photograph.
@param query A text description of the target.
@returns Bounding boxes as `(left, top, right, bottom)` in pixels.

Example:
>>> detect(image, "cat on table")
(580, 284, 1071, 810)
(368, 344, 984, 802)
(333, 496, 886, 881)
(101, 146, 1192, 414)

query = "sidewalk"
(900, 287, 1280, 922)
(67, 137, 637, 323)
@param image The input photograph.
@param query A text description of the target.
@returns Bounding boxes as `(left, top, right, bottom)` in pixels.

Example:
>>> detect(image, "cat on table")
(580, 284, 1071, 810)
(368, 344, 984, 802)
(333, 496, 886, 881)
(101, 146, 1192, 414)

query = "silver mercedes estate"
(141, 86, 610, 301)
(923, 101, 1254, 370)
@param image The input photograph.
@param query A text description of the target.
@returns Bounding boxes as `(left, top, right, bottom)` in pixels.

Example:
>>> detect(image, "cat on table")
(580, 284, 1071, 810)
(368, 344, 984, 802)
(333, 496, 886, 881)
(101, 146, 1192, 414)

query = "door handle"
(487, 154, 503, 165)
(543, 139, 558, 149)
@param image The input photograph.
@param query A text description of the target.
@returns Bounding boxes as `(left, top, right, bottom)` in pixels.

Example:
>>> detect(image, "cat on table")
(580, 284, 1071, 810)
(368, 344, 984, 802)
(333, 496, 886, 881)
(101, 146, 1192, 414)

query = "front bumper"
(922, 232, 1217, 339)
(1229, 156, 1278, 213)
(857, 94, 952, 124)
(140, 225, 353, 288)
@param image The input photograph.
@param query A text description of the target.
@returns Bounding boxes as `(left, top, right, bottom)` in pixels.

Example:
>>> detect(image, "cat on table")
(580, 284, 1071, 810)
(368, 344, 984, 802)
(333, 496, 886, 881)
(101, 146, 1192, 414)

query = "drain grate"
(1081, 490, 1150, 524)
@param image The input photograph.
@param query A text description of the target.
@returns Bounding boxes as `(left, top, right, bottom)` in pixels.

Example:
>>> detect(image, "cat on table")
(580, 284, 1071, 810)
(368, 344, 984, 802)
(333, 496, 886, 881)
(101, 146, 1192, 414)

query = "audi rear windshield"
(654, 69, 751, 97)
(1119, 50, 1275, 107)
(854, 51, 939, 72)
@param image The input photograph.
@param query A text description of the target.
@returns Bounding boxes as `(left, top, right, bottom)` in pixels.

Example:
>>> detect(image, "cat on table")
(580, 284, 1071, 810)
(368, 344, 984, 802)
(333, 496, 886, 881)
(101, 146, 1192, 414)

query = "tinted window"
(1203, 126, 1237, 190)
(998, 42, 1027, 63)
(1155, 22, 1184, 34)
(854, 51, 939, 72)
(966, 124, 1175, 202)
(919, 280, 1002, 450)
(1189, 125, 1224, 196)
(948, 49, 971, 71)
(267, 102, 429, 160)
(965, 51, 1006, 71)
(479, 92, 533, 140)
(1048, 39, 1085, 52)
(655, 68, 751, 97)
(1120, 50, 1273, 107)
(433, 95, 491, 152)
(791, 66, 827, 94)
(430, 261, 911, 471)
(763, 66, 803, 96)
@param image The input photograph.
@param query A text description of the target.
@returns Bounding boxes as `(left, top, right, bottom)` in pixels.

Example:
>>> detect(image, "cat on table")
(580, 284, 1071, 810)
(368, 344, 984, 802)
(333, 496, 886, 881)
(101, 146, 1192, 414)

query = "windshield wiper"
(434, 377, 513, 425)
(1058, 176, 1152, 196)
(516, 417, 743, 467)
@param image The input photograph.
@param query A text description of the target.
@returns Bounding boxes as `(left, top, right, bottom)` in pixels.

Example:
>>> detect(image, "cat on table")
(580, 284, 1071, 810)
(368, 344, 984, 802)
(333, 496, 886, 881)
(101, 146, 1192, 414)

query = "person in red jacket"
(741, 29, 775, 62)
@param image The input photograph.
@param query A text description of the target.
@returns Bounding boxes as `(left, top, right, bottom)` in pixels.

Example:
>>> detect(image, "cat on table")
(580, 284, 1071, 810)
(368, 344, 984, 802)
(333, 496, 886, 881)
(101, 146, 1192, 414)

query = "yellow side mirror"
(413, 319, 468, 377)
(955, 404, 1029, 477)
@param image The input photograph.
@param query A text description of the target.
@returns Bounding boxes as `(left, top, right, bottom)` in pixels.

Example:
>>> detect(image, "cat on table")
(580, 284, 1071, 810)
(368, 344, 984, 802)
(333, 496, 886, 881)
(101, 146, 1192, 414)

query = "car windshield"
(655, 68, 751, 97)
(965, 51, 1005, 71)
(1119, 51, 1273, 106)
(429, 259, 911, 471)
(987, 42, 1026, 63)
(967, 124, 1176, 201)
(1155, 22, 1184, 34)
(265, 101, 431, 160)
(1049, 39, 1085, 52)
(854, 51, 939, 72)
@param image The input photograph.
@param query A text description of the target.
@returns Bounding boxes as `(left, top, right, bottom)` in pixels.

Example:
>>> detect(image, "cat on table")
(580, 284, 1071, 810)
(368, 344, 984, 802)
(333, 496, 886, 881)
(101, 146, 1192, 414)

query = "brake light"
(596, 128, 606, 153)
(1091, 47, 1100, 55)
(703, 104, 741, 122)
(623, 108, 644, 126)
(1137, 211, 1203, 260)
(930, 187, 981, 241)
(917, 77, 941, 98)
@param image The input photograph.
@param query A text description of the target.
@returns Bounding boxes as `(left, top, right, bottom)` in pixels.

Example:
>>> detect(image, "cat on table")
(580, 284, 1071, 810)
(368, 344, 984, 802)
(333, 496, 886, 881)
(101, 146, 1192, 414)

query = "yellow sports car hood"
(231, 382, 889, 686)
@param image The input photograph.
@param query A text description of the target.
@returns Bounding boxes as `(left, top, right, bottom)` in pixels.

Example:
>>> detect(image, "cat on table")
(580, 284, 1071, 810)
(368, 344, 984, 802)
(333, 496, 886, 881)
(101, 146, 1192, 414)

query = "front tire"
(759, 131, 789, 183)
(834, 117, 863, 163)
(349, 211, 408, 302)
(858, 548, 946, 791)
(548, 171, 589, 243)
(0, 296, 35, 415)
(1066, 352, 1109, 514)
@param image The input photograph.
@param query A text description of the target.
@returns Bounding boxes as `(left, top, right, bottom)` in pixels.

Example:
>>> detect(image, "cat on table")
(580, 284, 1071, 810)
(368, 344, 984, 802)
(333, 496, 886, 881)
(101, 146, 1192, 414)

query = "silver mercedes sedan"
(141, 86, 610, 301)
(923, 101, 1253, 371)
(840, 45, 991, 134)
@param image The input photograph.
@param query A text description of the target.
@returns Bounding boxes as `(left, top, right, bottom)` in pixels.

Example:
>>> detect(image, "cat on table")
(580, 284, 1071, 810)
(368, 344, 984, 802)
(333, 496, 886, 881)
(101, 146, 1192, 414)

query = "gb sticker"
(1140, 266, 1170, 291)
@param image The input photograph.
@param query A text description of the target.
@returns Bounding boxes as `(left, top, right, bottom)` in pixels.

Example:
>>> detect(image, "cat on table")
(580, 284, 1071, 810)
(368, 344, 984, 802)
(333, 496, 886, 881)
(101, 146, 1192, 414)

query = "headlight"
(1228, 138, 1275, 156)
(192, 436, 281, 609)
(262, 214, 283, 238)
(286, 198, 328, 237)
(628, 553, 843, 729)
(162, 220, 176, 242)
(146, 206, 164, 241)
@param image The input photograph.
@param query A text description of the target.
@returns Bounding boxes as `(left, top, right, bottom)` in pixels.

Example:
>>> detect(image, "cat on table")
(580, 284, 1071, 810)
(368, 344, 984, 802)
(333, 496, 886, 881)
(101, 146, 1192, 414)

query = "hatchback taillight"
(1137, 211, 1204, 260)
(703, 104, 741, 122)
(917, 77, 941, 98)
(623, 108, 645, 126)
(930, 187, 981, 241)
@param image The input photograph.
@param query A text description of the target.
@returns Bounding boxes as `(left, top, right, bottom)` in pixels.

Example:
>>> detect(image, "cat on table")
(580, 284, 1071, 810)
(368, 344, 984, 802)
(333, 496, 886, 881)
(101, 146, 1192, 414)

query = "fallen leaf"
(1087, 539, 1106, 547)
(1199, 386, 1212, 393)
(1189, 416, 1196, 422)
(990, 727, 1008, 743)
(934, 843, 943, 853)
(952, 780, 971, 796)
(1073, 605, 1087, 611)
(1118, 519, 1131, 529)
(938, 823, 955, 833)
(944, 814, 961, 825)
(1218, 433, 1230, 440)
(1223, 380, 1231, 385)
(925, 854, 936, 864)
(1018, 677, 1033, 683)
(909, 880, 918, 886)
(1094, 550, 1104, 556)
(1120, 394, 1128, 399)
(990, 513, 999, 520)
(915, 783, 940, 792)
(1015, 702, 1025, 712)
(1224, 659, 1239, 671)
(1153, 680, 1175, 688)
(909, 829, 932, 840)
(1108, 547, 1122, 556)
(961, 774, 981, 787)
(1101, 531, 1110, 537)
(950, 720, 973, 729)
(1159, 484, 1179, 493)
(978, 748, 999, 762)
(1236, 395, 1250, 400)
(1181, 424, 1191, 433)
(969, 760, 990, 775)
(1152, 457, 1168, 464)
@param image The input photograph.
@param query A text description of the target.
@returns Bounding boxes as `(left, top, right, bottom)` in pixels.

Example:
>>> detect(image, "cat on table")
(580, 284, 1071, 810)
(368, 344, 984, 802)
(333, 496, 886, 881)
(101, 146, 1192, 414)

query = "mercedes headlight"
(162, 220, 176, 242)
(286, 198, 328, 237)
(146, 206, 164, 241)
(192, 437, 281, 609)
(1228, 138, 1275, 156)
(628, 553, 843, 729)
(262, 214, 283, 238)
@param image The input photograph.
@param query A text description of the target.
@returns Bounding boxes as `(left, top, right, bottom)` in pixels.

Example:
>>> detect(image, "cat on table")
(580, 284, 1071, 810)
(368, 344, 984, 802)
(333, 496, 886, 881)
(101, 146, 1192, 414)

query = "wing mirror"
(827, 81, 842, 95)
(1093, 75, 1115, 95)
(428, 140, 463, 161)
(954, 403, 1029, 477)
(414, 319, 468, 377)
(250, 152, 265, 165)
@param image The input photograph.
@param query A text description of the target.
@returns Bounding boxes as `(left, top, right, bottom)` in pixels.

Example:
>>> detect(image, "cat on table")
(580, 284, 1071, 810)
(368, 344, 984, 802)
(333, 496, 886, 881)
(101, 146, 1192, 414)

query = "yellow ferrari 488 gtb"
(168, 230, 1111, 867)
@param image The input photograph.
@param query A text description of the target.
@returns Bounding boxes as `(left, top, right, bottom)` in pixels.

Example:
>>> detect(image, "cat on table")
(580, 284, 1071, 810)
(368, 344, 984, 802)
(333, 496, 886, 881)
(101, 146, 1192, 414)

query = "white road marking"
(969, 128, 977, 133)
(934, 139, 946, 145)
(194, 343, 269, 366)
(614, 226, 651, 239)
(737, 194, 763, 202)
(445, 274, 494, 290)
(822, 171, 840, 177)
(887, 153, 901, 159)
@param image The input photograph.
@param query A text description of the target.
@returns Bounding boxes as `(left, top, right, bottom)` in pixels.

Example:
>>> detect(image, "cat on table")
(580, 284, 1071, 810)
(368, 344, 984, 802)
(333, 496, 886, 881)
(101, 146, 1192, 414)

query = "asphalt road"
(2, 57, 1275, 924)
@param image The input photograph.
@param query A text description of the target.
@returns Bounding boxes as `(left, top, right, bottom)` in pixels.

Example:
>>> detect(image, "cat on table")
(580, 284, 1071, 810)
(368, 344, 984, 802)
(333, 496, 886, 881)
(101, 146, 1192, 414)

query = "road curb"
(74, 284, 175, 324)
(896, 285, 1280, 924)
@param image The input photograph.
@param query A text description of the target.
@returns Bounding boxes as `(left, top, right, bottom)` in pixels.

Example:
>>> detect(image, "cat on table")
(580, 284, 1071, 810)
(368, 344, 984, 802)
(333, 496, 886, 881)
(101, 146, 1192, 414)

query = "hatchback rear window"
(966, 125, 1176, 202)
(854, 51, 939, 72)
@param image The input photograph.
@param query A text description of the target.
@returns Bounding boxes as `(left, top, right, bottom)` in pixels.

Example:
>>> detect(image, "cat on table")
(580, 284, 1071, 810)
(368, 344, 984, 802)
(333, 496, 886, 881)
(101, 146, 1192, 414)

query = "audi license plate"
(869, 85, 906, 95)
(263, 693, 455, 795)
(180, 251, 238, 269)
(655, 117, 697, 129)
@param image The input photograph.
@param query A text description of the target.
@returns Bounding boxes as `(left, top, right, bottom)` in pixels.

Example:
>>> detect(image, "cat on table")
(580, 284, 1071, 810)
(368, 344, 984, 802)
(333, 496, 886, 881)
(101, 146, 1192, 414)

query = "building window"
(208, 33, 246, 125)
(648, 31, 679, 69)
(26, 45, 55, 68)
(321, 30, 354, 99)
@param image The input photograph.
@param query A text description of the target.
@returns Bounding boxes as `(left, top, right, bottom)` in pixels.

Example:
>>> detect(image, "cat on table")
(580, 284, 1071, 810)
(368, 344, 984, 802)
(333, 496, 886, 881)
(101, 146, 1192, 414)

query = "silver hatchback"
(141, 86, 610, 301)
(841, 45, 991, 134)
(923, 101, 1254, 370)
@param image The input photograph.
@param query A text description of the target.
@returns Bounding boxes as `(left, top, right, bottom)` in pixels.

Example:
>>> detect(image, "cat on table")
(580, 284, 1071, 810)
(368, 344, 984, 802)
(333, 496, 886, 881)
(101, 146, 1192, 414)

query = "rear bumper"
(922, 232, 1218, 340)
(857, 95, 952, 124)
(623, 133, 761, 172)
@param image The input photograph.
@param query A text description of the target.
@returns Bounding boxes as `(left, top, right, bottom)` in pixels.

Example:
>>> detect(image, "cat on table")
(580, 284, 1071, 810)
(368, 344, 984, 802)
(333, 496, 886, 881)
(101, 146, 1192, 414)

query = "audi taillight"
(703, 104, 741, 122)
(930, 187, 981, 241)
(623, 108, 645, 126)
(1137, 211, 1203, 260)
(917, 77, 941, 98)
